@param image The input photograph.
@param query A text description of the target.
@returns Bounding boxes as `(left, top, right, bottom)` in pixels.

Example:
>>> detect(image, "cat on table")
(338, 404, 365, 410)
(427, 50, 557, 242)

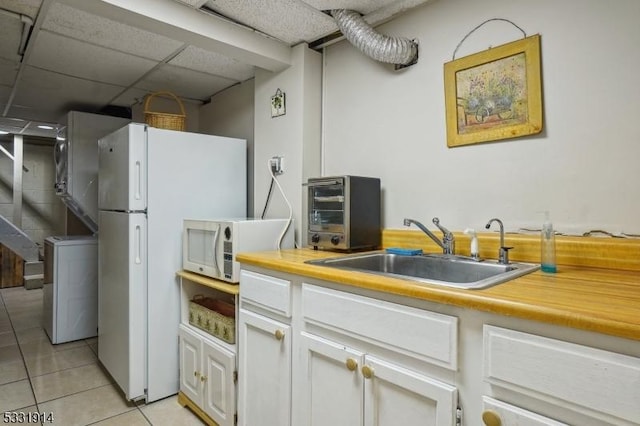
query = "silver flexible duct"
(331, 9, 418, 67)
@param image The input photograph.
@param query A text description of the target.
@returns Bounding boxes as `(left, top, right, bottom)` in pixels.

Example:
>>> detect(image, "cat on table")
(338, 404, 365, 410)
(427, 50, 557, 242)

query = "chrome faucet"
(485, 218, 513, 264)
(404, 217, 455, 255)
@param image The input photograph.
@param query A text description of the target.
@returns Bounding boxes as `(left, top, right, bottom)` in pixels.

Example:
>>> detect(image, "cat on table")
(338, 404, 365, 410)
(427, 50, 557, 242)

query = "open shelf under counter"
(177, 270, 240, 295)
(177, 270, 238, 352)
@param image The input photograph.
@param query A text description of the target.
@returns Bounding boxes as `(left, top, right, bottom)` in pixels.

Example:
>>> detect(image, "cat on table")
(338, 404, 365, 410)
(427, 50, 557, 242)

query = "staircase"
(0, 215, 43, 289)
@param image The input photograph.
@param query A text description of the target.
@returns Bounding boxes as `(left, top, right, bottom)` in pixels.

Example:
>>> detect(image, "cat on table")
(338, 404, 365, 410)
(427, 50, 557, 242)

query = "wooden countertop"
(236, 233, 640, 342)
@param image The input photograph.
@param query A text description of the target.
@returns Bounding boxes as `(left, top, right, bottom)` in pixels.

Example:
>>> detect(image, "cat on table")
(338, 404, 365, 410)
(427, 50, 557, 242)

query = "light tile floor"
(0, 286, 204, 425)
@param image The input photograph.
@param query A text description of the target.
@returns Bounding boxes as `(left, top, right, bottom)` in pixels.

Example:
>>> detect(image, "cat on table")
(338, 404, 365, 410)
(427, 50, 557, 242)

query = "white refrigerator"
(97, 123, 246, 402)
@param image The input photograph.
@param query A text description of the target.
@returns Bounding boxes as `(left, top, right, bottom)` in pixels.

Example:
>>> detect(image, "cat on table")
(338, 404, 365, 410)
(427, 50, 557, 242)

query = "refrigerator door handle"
(135, 161, 142, 201)
(135, 225, 142, 264)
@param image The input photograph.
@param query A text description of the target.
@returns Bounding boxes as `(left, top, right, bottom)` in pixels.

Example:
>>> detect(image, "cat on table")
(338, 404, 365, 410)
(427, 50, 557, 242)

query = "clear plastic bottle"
(541, 211, 557, 273)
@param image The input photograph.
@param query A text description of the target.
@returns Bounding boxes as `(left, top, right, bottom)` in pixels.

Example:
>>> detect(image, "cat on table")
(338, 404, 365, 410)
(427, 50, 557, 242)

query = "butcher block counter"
(236, 230, 640, 342)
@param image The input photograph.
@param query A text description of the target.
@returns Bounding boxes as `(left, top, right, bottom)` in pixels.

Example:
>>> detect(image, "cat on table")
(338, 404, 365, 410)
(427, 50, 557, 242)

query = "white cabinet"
(179, 324, 201, 404)
(238, 268, 459, 426)
(299, 332, 365, 426)
(482, 325, 640, 425)
(299, 331, 457, 426)
(177, 271, 238, 426)
(481, 397, 568, 426)
(298, 283, 459, 426)
(237, 270, 293, 426)
(236, 264, 640, 426)
(179, 325, 236, 426)
(237, 309, 291, 426)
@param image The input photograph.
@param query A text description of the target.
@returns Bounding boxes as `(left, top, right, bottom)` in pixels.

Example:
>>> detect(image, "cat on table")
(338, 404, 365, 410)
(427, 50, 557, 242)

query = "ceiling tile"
(0, 117, 58, 138)
(0, 0, 42, 19)
(111, 86, 203, 110)
(109, 87, 153, 109)
(0, 57, 18, 86)
(41, 2, 185, 61)
(300, 0, 398, 15)
(203, 0, 336, 45)
(135, 64, 235, 101)
(0, 14, 24, 63)
(363, 0, 433, 24)
(0, 84, 14, 117)
(168, 45, 254, 81)
(0, 116, 29, 133)
(170, 0, 208, 7)
(28, 31, 159, 86)
(9, 66, 124, 122)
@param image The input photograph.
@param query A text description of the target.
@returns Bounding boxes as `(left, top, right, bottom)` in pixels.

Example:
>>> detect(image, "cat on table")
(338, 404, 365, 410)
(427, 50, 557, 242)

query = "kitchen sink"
(306, 251, 539, 289)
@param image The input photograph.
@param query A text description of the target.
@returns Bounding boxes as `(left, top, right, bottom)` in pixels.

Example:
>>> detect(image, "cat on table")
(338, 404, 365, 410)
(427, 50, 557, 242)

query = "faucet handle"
(432, 217, 452, 236)
(499, 246, 514, 264)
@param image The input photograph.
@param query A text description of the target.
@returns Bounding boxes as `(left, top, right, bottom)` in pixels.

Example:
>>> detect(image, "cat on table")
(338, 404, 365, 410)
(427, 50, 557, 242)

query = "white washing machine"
(43, 235, 98, 344)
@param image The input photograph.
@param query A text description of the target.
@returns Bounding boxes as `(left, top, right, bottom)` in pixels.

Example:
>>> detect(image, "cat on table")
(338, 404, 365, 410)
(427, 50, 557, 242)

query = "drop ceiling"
(0, 0, 430, 138)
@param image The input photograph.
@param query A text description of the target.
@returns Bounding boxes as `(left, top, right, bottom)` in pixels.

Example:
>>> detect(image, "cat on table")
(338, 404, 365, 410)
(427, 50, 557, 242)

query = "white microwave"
(182, 218, 294, 283)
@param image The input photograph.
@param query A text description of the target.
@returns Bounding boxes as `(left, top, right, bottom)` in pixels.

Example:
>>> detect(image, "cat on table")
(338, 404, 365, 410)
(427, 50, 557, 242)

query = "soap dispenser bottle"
(464, 228, 479, 260)
(541, 211, 557, 273)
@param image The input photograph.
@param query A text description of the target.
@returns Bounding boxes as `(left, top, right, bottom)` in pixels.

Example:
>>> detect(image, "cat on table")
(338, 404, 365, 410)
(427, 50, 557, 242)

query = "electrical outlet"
(270, 156, 284, 175)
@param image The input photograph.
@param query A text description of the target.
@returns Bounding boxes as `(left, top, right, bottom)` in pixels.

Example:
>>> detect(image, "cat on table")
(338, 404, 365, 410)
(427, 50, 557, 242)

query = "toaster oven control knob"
(331, 235, 340, 245)
(224, 226, 231, 240)
(311, 233, 320, 244)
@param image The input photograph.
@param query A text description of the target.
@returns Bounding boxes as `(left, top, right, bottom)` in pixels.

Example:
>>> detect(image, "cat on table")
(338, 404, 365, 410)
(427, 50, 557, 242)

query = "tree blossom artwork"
(456, 53, 528, 134)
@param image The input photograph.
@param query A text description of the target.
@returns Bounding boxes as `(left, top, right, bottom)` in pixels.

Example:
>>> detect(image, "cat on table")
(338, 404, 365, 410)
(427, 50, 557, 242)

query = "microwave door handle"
(211, 224, 221, 277)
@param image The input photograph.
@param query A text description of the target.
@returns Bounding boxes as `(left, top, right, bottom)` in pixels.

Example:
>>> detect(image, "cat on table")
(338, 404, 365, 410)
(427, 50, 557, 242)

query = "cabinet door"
(202, 338, 236, 426)
(299, 332, 365, 426)
(179, 325, 202, 405)
(363, 355, 457, 426)
(238, 309, 291, 426)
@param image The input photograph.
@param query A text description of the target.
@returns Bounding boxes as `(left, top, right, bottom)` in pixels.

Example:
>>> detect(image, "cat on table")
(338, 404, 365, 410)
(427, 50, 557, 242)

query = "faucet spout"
(404, 218, 455, 255)
(485, 218, 504, 247)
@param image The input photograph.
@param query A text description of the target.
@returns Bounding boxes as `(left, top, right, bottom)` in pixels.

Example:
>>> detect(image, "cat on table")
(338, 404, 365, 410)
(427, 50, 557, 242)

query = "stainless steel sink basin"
(306, 251, 539, 289)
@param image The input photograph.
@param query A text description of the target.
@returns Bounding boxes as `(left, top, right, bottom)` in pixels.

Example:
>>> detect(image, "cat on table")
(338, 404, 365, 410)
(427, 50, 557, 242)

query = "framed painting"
(444, 34, 542, 147)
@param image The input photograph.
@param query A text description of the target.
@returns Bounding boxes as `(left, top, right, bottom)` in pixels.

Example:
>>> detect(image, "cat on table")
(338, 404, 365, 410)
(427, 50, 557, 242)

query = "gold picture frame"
(444, 34, 542, 147)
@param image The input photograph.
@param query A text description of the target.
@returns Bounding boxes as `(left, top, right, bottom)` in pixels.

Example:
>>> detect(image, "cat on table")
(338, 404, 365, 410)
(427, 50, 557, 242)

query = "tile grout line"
(0, 289, 40, 420)
(2, 288, 110, 425)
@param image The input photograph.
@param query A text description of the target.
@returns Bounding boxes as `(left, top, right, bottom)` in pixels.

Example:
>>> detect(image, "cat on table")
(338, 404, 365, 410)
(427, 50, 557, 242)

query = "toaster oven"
(307, 175, 381, 251)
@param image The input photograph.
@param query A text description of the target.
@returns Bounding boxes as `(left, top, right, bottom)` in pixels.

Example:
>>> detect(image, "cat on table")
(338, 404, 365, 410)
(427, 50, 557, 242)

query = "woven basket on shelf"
(188, 295, 236, 344)
(143, 91, 186, 131)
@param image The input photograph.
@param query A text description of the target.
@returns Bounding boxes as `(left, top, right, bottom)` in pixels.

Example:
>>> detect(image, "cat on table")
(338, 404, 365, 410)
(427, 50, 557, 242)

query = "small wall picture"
(271, 89, 286, 118)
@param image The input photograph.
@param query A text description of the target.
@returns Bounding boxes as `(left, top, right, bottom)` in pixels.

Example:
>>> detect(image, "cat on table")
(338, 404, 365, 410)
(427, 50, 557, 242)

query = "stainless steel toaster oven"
(307, 175, 381, 251)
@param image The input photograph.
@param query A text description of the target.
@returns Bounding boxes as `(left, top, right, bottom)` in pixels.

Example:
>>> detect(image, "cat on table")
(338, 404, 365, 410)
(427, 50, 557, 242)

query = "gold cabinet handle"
(194, 371, 200, 378)
(274, 329, 285, 340)
(361, 365, 374, 379)
(345, 358, 358, 371)
(200, 375, 208, 383)
(482, 410, 502, 426)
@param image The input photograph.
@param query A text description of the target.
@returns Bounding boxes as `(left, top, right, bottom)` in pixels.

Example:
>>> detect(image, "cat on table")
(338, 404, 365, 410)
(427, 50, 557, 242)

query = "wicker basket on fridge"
(143, 91, 186, 131)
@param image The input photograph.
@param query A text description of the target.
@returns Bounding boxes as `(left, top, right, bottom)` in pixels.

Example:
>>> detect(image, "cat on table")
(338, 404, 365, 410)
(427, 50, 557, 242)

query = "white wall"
(200, 80, 255, 216)
(0, 143, 65, 247)
(254, 44, 322, 246)
(322, 0, 640, 235)
(132, 94, 201, 133)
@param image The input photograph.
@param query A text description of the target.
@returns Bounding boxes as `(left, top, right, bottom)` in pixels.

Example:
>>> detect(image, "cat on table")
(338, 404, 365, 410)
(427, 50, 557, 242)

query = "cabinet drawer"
(240, 270, 292, 317)
(482, 396, 567, 426)
(484, 325, 640, 424)
(302, 284, 457, 369)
